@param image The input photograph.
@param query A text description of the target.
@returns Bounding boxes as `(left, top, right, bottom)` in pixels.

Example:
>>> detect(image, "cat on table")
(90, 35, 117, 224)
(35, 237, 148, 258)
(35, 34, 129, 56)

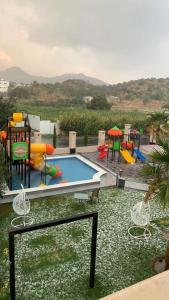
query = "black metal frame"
(9, 211, 98, 300)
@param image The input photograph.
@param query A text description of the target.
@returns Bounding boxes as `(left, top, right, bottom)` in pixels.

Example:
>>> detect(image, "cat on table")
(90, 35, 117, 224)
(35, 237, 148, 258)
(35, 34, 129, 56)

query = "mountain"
(55, 73, 107, 85)
(0, 66, 107, 86)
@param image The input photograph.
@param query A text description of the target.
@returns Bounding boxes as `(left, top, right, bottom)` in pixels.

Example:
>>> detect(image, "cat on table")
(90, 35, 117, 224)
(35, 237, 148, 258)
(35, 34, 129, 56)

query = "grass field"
(16, 101, 146, 135)
(17, 101, 146, 122)
(0, 188, 169, 300)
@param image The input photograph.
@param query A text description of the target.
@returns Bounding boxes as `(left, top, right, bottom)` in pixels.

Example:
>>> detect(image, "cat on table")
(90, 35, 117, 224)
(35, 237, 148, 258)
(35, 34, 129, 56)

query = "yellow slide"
(30, 143, 54, 170)
(31, 153, 44, 170)
(120, 150, 135, 164)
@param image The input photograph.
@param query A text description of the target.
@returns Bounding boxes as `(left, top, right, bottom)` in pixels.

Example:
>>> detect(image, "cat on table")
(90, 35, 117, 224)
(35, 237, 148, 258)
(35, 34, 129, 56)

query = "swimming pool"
(47, 156, 98, 185)
(11, 154, 106, 191)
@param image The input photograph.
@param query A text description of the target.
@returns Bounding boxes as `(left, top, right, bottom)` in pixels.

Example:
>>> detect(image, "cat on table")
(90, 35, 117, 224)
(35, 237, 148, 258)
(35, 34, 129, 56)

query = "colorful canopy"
(107, 126, 122, 136)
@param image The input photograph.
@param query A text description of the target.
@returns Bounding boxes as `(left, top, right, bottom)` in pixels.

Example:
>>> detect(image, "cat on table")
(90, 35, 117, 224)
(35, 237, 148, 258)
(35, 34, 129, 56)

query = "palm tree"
(146, 111, 169, 143)
(143, 138, 169, 269)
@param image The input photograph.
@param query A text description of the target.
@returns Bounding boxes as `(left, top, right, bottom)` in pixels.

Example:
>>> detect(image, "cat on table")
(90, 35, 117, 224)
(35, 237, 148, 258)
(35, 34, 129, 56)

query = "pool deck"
(55, 145, 149, 192)
(0, 145, 150, 204)
(81, 151, 149, 192)
(0, 151, 117, 204)
(1, 172, 116, 204)
(53, 145, 98, 155)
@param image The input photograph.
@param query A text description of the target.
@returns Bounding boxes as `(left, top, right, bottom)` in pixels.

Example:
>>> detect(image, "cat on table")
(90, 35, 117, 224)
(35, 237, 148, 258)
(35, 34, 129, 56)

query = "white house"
(40, 120, 60, 135)
(106, 95, 120, 104)
(83, 96, 93, 104)
(0, 78, 9, 93)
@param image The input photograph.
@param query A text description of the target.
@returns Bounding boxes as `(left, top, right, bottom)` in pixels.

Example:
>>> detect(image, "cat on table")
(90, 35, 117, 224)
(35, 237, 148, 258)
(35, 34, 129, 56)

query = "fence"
(41, 133, 150, 149)
(9, 212, 98, 300)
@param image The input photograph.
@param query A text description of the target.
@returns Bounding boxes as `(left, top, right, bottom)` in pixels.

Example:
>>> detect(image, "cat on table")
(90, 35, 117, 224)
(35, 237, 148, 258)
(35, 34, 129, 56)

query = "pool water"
(12, 156, 97, 190)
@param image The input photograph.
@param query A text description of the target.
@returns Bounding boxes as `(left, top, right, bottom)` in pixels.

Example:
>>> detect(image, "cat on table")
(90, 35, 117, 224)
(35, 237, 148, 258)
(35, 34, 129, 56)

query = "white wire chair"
(11, 184, 33, 228)
(128, 201, 151, 240)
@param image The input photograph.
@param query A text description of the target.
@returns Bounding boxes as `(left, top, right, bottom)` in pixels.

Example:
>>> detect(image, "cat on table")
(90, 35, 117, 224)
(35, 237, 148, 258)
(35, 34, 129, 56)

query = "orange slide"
(30, 144, 54, 155)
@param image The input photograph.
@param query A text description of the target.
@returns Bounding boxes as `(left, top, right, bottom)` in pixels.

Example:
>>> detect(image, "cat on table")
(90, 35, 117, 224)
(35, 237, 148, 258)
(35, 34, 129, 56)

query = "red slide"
(97, 144, 108, 159)
(98, 152, 107, 159)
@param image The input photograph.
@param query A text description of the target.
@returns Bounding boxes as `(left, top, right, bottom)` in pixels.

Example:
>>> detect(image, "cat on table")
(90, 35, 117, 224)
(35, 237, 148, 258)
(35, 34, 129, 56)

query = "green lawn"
(0, 188, 169, 300)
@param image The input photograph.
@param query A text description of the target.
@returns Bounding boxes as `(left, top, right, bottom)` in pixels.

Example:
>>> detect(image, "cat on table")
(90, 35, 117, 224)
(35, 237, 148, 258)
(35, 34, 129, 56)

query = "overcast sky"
(1, 0, 169, 84)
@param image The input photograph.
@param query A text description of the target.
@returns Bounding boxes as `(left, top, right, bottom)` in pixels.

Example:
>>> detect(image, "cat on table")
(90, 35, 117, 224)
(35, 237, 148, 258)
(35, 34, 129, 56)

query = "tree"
(146, 111, 169, 142)
(53, 124, 57, 148)
(0, 145, 7, 197)
(87, 95, 111, 110)
(0, 96, 16, 129)
(143, 138, 169, 269)
(8, 86, 31, 100)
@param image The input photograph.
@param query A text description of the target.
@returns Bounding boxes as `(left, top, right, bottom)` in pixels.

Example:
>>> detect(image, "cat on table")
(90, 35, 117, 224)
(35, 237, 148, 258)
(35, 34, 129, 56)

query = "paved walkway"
(140, 144, 162, 155)
(54, 145, 97, 155)
(81, 151, 149, 192)
(82, 151, 145, 181)
(125, 181, 148, 191)
(53, 144, 160, 193)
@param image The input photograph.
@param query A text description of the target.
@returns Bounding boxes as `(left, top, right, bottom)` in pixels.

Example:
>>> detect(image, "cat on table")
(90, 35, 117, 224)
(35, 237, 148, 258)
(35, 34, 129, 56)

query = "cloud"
(19, 1, 169, 54)
(0, 51, 12, 69)
(1, 0, 169, 83)
(0, 51, 11, 63)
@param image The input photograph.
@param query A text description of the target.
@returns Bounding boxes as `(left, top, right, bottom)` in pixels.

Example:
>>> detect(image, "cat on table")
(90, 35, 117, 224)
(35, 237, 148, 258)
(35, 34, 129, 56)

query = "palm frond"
(144, 178, 160, 202)
(158, 180, 169, 208)
(146, 111, 169, 138)
(150, 139, 169, 168)
(141, 163, 160, 177)
(143, 137, 169, 206)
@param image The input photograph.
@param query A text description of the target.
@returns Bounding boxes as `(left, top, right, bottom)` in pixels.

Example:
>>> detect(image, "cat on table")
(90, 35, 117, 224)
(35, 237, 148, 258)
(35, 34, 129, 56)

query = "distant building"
(106, 95, 120, 104)
(14, 82, 31, 88)
(0, 78, 9, 93)
(83, 96, 93, 103)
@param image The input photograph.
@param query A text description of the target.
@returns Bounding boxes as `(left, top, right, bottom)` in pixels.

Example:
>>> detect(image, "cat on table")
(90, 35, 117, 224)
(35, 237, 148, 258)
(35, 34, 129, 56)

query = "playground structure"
(29, 143, 62, 177)
(0, 112, 62, 191)
(97, 126, 146, 164)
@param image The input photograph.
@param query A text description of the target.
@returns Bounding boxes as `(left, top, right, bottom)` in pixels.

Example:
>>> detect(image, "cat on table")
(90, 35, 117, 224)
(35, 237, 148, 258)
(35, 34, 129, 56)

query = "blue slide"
(134, 148, 146, 162)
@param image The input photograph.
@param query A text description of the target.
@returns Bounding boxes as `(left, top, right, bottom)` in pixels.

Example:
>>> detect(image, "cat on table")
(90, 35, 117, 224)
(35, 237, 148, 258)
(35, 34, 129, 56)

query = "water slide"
(120, 150, 135, 164)
(30, 144, 62, 177)
(30, 143, 54, 155)
(30, 144, 53, 170)
(134, 148, 146, 162)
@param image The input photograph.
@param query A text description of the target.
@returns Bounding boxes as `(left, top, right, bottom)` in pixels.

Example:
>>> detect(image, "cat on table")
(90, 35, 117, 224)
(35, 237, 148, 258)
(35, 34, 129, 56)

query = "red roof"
(107, 126, 122, 136)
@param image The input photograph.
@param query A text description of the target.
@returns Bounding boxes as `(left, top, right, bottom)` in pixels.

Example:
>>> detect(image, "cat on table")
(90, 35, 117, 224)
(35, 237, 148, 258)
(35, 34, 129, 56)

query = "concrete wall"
(40, 120, 51, 134)
(28, 114, 40, 131)
(100, 270, 169, 300)
(40, 120, 60, 135)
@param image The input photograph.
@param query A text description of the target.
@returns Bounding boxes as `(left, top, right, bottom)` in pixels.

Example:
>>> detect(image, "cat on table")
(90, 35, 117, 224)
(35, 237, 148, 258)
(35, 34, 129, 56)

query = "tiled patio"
(81, 151, 145, 181)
